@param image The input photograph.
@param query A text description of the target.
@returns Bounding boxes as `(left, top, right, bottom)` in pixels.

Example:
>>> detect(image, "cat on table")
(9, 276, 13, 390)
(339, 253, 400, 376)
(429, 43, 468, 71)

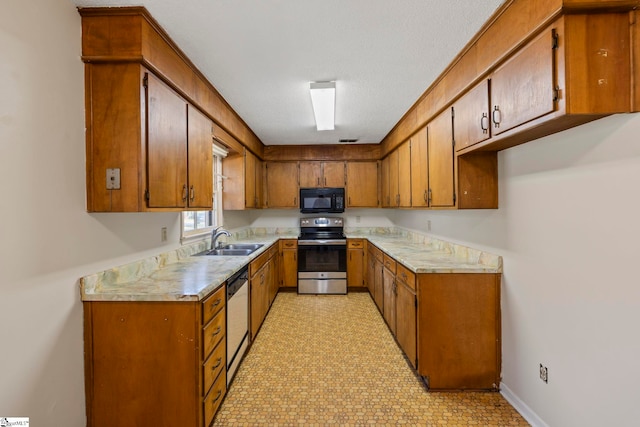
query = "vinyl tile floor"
(213, 292, 529, 426)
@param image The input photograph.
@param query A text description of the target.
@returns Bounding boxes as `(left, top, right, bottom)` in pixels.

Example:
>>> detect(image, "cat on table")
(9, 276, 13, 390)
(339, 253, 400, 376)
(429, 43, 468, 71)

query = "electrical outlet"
(161, 227, 167, 242)
(539, 364, 548, 383)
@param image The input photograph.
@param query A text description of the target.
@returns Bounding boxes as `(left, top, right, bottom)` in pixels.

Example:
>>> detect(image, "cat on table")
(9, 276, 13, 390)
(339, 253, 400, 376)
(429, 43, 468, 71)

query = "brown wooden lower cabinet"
(365, 241, 500, 390)
(280, 239, 298, 288)
(83, 284, 227, 427)
(417, 273, 501, 390)
(347, 239, 365, 288)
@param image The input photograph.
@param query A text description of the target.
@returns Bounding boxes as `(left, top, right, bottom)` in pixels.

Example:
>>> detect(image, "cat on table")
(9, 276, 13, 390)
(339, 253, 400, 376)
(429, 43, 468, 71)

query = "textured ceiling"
(72, 0, 504, 145)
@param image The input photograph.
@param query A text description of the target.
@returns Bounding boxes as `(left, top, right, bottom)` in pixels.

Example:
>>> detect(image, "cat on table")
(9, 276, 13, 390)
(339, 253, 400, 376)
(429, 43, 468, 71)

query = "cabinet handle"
(209, 299, 221, 310)
(211, 389, 222, 403)
(189, 185, 195, 202)
(211, 326, 222, 337)
(428, 188, 432, 204)
(481, 113, 489, 134)
(492, 106, 501, 128)
(396, 194, 400, 206)
(293, 197, 297, 205)
(423, 190, 428, 203)
(182, 184, 188, 201)
(324, 177, 327, 186)
(211, 357, 222, 370)
(317, 177, 321, 186)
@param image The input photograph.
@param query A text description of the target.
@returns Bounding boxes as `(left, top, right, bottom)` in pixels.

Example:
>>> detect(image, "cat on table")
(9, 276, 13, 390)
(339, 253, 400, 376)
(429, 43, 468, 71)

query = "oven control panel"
(300, 217, 343, 227)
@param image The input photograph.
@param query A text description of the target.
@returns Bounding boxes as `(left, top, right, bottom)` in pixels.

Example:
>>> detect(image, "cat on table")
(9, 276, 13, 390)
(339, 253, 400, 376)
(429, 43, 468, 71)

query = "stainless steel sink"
(219, 243, 263, 251)
(194, 243, 263, 256)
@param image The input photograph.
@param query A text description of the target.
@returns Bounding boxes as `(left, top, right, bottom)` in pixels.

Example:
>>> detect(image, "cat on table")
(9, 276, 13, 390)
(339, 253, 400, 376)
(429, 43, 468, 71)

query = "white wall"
(250, 208, 395, 229)
(0, 1, 182, 424)
(394, 113, 640, 427)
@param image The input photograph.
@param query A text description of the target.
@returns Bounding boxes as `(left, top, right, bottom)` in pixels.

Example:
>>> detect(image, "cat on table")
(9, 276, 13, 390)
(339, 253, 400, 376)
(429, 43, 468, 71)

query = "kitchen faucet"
(211, 226, 232, 250)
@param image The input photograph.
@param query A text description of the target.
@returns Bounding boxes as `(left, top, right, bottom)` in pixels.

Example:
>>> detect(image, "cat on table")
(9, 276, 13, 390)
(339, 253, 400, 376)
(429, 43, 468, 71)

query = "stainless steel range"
(297, 216, 347, 294)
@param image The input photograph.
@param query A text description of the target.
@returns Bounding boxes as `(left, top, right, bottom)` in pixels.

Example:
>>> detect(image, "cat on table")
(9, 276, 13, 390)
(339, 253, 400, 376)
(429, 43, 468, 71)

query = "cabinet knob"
(211, 357, 222, 370)
(182, 184, 188, 201)
(492, 106, 501, 128)
(211, 326, 222, 337)
(481, 113, 489, 134)
(189, 185, 195, 202)
(210, 299, 221, 310)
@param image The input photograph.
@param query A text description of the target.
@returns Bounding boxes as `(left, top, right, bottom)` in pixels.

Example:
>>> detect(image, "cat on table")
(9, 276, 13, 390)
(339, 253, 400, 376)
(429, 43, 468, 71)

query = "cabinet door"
(491, 30, 555, 135)
(396, 281, 417, 368)
(381, 156, 391, 208)
(382, 267, 396, 335)
(250, 264, 268, 339)
(366, 250, 375, 295)
(255, 158, 265, 209)
(398, 140, 412, 207)
(410, 127, 429, 207)
(388, 149, 399, 207)
(299, 162, 322, 188)
(323, 161, 346, 188)
(266, 162, 299, 208)
(244, 149, 257, 208)
(374, 259, 384, 312)
(453, 80, 491, 151)
(347, 248, 365, 287)
(187, 106, 213, 208)
(428, 108, 455, 207)
(281, 248, 298, 288)
(346, 161, 379, 207)
(147, 73, 188, 208)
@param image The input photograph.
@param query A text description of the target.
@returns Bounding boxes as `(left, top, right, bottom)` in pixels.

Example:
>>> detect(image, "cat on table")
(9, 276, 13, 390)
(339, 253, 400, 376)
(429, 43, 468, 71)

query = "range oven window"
(298, 244, 346, 273)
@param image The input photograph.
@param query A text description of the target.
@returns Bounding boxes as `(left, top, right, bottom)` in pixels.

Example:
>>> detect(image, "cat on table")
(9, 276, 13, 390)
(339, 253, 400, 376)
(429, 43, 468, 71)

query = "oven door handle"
(298, 240, 347, 246)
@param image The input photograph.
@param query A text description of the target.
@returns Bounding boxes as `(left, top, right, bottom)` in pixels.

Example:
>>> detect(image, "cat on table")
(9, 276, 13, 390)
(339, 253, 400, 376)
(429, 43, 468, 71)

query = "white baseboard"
(501, 383, 550, 427)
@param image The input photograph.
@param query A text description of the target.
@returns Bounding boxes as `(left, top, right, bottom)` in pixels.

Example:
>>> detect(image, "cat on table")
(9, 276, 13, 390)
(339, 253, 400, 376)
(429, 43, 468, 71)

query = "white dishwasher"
(226, 267, 249, 386)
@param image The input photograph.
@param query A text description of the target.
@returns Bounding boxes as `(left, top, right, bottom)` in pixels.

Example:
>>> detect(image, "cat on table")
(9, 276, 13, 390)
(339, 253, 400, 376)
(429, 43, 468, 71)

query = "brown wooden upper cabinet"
(84, 65, 214, 212)
(428, 108, 455, 208)
(146, 75, 214, 209)
(346, 161, 379, 207)
(410, 127, 429, 208)
(452, 80, 491, 152)
(490, 30, 555, 137)
(299, 161, 345, 188)
(455, 14, 631, 153)
(266, 162, 299, 208)
(383, 142, 411, 208)
(222, 148, 264, 210)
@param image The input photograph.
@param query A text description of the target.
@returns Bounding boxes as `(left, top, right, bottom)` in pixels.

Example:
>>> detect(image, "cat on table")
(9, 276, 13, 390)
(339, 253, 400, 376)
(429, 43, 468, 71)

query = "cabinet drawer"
(383, 254, 397, 273)
(347, 239, 364, 249)
(203, 369, 226, 427)
(281, 239, 298, 249)
(250, 251, 269, 276)
(203, 307, 225, 359)
(369, 244, 383, 262)
(396, 263, 416, 291)
(202, 285, 225, 325)
(268, 243, 278, 259)
(203, 336, 226, 396)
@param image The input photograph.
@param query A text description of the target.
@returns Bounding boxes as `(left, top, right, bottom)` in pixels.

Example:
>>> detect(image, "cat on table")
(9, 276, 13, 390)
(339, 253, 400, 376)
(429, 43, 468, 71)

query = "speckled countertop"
(345, 229, 502, 274)
(80, 226, 501, 302)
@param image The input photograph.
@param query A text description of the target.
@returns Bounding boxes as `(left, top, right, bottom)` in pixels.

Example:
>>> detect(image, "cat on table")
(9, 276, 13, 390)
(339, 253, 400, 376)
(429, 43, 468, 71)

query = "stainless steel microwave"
(299, 188, 345, 213)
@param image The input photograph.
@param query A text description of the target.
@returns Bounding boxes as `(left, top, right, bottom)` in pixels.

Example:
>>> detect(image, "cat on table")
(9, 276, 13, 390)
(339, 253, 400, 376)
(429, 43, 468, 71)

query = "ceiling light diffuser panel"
(310, 81, 335, 131)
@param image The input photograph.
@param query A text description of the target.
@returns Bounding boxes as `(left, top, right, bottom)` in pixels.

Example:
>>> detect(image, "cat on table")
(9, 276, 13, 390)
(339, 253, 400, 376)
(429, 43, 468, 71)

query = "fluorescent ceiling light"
(309, 81, 335, 131)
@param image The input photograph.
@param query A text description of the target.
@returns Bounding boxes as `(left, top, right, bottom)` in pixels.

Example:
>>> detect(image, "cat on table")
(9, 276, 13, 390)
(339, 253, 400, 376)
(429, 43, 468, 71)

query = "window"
(181, 143, 227, 242)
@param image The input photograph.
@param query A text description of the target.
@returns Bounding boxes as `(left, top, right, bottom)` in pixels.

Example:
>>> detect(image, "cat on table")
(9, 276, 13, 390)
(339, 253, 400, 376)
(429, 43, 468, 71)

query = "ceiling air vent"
(338, 138, 359, 143)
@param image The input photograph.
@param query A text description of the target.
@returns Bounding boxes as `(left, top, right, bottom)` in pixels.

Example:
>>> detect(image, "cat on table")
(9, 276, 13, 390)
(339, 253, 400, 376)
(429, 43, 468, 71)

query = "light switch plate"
(106, 168, 121, 190)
